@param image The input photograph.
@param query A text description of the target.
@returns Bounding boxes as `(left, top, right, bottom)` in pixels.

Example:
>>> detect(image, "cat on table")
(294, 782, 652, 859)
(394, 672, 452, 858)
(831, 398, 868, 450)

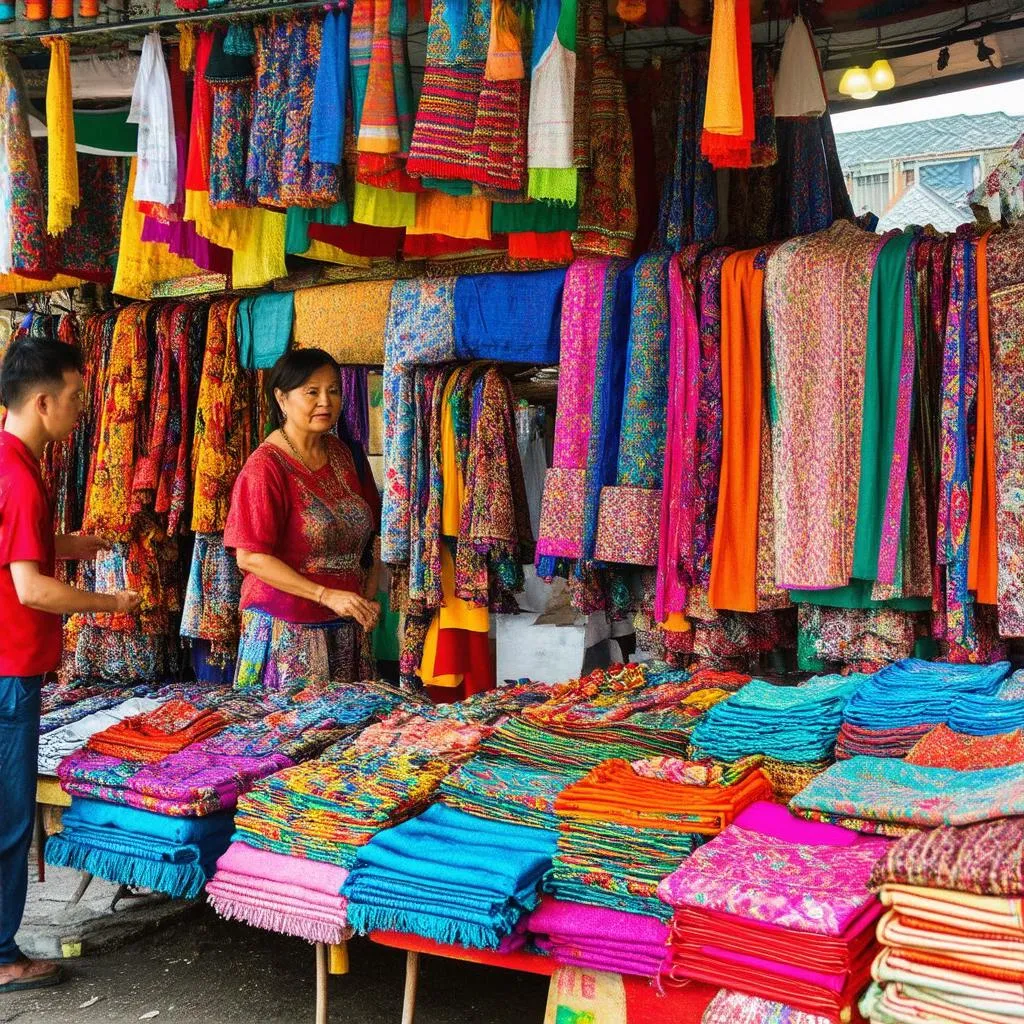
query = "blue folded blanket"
(46, 800, 234, 899)
(947, 695, 1024, 737)
(842, 659, 1011, 731)
(454, 269, 564, 364)
(343, 804, 556, 949)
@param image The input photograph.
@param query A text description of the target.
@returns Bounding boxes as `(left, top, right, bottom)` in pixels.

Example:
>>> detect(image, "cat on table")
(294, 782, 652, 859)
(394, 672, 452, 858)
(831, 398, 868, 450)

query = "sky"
(833, 78, 1024, 133)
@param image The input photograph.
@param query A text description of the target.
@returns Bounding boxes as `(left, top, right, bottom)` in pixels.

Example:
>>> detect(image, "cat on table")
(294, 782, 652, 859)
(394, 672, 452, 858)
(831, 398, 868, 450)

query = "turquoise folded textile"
(690, 675, 864, 764)
(45, 799, 234, 899)
(343, 805, 556, 949)
(453, 269, 564, 364)
(948, 694, 1024, 737)
(790, 756, 1024, 831)
(237, 292, 294, 370)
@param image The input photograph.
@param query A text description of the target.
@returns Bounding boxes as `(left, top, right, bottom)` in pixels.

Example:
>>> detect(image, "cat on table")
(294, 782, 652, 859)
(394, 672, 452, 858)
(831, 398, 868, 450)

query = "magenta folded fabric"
(700, 945, 851, 992)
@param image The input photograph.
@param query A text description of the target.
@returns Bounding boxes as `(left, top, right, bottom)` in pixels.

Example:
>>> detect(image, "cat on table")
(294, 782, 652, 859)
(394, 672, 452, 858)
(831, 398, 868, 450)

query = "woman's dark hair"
(265, 348, 340, 430)
(0, 336, 84, 410)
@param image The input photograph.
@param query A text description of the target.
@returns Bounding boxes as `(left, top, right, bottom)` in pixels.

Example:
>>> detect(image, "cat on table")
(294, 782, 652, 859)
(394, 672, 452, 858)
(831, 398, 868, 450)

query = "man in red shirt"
(0, 335, 140, 993)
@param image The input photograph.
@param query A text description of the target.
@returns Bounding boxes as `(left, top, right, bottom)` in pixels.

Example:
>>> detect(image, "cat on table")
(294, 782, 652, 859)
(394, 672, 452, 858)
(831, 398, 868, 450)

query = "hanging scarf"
(657, 50, 716, 250)
(594, 251, 671, 567)
(527, 0, 577, 204)
(311, 7, 350, 166)
(773, 17, 826, 118)
(764, 220, 884, 590)
(701, 0, 753, 169)
(750, 50, 777, 169)
(987, 225, 1024, 637)
(572, 0, 636, 258)
(877, 233, 923, 585)
(358, 0, 401, 156)
(708, 248, 765, 613)
(470, 73, 528, 193)
(655, 252, 701, 622)
(44, 36, 79, 235)
(936, 231, 981, 651)
(208, 32, 256, 209)
(485, 0, 524, 80)
(536, 258, 613, 564)
(129, 32, 177, 207)
(852, 231, 915, 584)
(0, 50, 49, 277)
(968, 231, 998, 607)
(409, 367, 447, 608)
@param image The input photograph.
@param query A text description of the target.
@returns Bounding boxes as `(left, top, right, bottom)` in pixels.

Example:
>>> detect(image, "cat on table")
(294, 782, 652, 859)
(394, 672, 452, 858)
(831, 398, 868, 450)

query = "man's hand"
(55, 533, 112, 562)
(112, 590, 143, 614)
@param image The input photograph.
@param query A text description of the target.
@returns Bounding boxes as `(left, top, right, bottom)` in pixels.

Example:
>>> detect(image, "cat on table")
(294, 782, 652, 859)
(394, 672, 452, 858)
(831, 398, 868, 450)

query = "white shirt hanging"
(773, 17, 827, 118)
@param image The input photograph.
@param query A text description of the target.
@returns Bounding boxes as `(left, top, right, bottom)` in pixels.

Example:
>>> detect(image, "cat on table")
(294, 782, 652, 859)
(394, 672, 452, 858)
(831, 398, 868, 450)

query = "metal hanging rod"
(0, 0, 330, 44)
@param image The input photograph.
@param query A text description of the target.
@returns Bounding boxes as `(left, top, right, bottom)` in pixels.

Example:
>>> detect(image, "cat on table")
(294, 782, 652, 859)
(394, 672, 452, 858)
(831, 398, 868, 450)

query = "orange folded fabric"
(709, 249, 763, 612)
(968, 231, 998, 604)
(87, 699, 228, 762)
(554, 759, 773, 835)
(896, 945, 1024, 984)
(906, 723, 1024, 770)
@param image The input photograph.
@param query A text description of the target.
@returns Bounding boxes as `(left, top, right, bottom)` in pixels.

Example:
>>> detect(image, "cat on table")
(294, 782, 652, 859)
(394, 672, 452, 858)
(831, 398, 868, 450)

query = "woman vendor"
(225, 348, 381, 692)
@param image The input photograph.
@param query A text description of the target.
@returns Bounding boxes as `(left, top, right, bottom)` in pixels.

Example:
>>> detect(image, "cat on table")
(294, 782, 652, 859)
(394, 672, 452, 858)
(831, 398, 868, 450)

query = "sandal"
(0, 958, 64, 993)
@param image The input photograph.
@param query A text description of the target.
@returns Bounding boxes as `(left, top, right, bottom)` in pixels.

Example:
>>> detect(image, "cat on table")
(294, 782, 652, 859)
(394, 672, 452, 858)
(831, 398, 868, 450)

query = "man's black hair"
(0, 336, 85, 410)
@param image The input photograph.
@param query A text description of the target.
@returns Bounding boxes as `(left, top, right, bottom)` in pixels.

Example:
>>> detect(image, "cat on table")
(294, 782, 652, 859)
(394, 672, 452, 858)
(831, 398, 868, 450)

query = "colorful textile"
(180, 533, 243, 664)
(43, 37, 79, 235)
(791, 756, 1024, 831)
(702, 991, 832, 1024)
(905, 724, 1024, 770)
(690, 674, 862, 765)
(701, 0, 753, 169)
(453, 269, 564, 364)
(232, 609, 367, 694)
(292, 281, 392, 365)
(45, 798, 233, 899)
(869, 816, 1024, 897)
(765, 221, 884, 589)
(987, 225, 1024, 637)
(236, 293, 293, 370)
(657, 801, 888, 936)
(85, 700, 227, 762)
(528, 897, 671, 979)
(207, 841, 350, 945)
(709, 248, 765, 612)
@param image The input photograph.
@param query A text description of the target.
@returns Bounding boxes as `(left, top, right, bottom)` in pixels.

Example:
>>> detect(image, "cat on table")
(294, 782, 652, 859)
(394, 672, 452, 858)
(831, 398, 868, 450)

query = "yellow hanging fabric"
(44, 36, 79, 235)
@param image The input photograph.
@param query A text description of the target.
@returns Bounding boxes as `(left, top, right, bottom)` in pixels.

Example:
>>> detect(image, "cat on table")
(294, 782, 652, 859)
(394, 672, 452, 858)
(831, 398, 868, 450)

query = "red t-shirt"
(224, 436, 380, 624)
(0, 432, 61, 677)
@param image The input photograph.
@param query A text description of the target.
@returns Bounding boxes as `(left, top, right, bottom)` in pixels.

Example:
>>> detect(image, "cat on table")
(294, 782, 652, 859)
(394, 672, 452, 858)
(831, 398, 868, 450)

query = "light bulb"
(838, 66, 872, 96)
(852, 89, 878, 100)
(869, 59, 895, 90)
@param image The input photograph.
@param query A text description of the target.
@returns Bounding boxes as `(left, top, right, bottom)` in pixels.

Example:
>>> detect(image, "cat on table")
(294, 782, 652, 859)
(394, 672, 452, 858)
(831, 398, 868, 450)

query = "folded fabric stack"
(233, 704, 495, 868)
(481, 666, 748, 771)
(39, 688, 145, 733)
(790, 757, 1024, 837)
(547, 757, 772, 920)
(38, 696, 166, 774)
(948, 692, 1024, 736)
(46, 799, 235, 899)
(658, 802, 889, 1021)
(862, 817, 1024, 1024)
(439, 758, 576, 830)
(690, 675, 865, 800)
(343, 804, 556, 950)
(528, 897, 672, 978)
(207, 841, 350, 945)
(86, 699, 229, 761)
(835, 659, 1011, 760)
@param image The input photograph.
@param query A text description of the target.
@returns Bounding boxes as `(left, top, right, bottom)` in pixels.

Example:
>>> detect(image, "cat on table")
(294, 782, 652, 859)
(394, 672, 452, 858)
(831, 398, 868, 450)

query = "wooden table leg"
(68, 871, 93, 907)
(315, 942, 328, 1024)
(401, 951, 419, 1024)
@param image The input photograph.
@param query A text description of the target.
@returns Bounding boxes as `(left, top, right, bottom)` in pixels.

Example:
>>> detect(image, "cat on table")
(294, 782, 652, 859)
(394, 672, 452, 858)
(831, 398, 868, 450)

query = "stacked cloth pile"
(48, 682, 398, 896)
(546, 756, 772, 923)
(690, 674, 865, 799)
(38, 696, 165, 774)
(233, 696, 512, 869)
(207, 842, 350, 945)
(835, 659, 1011, 759)
(862, 817, 1024, 1024)
(46, 799, 234, 898)
(343, 804, 555, 950)
(481, 665, 749, 771)
(790, 757, 1024, 837)
(529, 896, 672, 979)
(658, 802, 890, 1021)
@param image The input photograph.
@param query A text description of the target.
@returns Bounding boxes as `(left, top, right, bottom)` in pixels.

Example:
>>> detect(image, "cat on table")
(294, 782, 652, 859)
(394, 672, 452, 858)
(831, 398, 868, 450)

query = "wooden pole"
(401, 951, 420, 1024)
(315, 942, 328, 1024)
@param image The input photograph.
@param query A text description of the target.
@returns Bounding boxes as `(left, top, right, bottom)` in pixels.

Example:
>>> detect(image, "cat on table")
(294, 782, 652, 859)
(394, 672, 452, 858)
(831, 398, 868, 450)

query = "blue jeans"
(0, 675, 40, 964)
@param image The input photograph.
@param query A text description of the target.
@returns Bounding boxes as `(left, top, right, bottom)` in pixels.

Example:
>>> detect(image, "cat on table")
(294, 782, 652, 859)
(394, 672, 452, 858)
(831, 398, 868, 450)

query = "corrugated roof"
(836, 113, 1024, 168)
(875, 183, 970, 233)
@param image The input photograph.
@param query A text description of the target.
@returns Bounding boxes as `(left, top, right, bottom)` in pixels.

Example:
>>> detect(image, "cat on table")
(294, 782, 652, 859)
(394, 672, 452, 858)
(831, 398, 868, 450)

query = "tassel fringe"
(207, 895, 350, 946)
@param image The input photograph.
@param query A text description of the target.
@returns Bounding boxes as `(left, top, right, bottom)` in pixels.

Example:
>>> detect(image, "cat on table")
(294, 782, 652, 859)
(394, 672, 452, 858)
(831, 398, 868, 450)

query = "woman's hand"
(320, 589, 381, 631)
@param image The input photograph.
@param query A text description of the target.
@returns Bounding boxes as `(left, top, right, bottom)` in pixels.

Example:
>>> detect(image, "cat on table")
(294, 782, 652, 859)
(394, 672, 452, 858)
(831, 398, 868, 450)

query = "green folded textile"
(491, 199, 579, 234)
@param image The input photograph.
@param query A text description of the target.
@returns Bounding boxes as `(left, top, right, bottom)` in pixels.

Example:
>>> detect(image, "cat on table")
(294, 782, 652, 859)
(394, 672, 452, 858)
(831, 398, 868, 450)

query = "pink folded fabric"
(206, 878, 349, 945)
(214, 841, 348, 895)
